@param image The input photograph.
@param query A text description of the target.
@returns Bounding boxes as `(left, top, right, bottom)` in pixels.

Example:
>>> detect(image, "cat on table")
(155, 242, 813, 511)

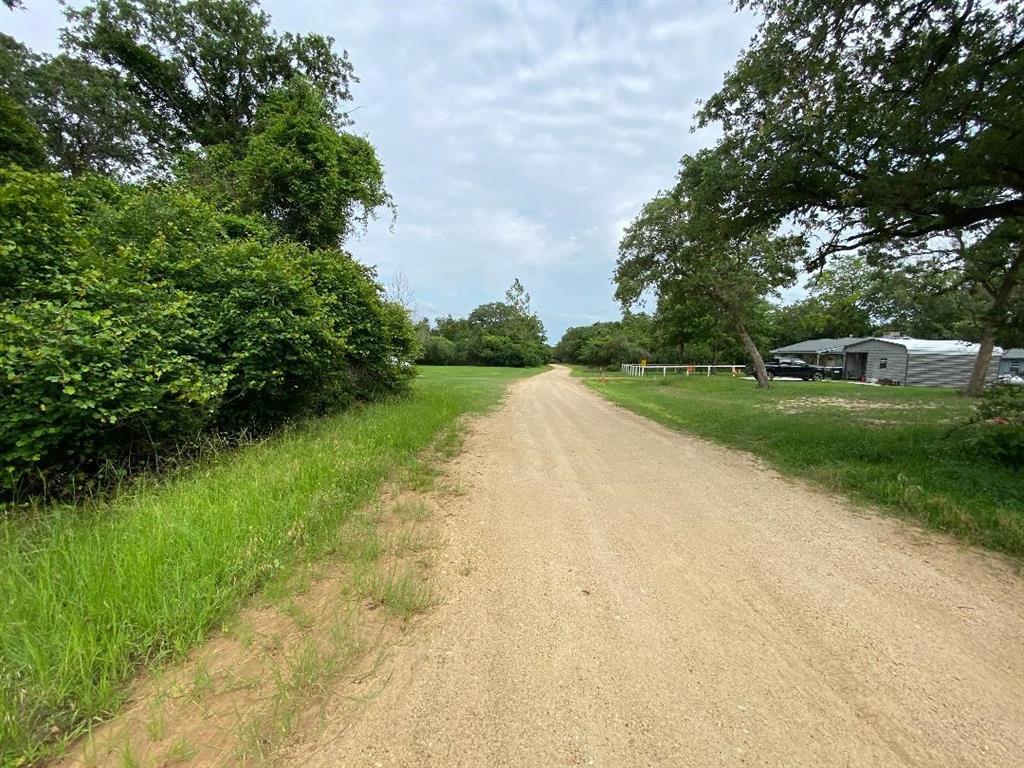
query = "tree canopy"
(619, 0, 1023, 393)
(185, 77, 392, 249)
(418, 280, 549, 368)
(700, 0, 1023, 260)
(615, 150, 803, 386)
(64, 0, 355, 159)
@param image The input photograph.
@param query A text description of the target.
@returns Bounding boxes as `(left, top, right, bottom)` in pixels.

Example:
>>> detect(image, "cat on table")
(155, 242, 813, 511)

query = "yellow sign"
(640, 357, 647, 367)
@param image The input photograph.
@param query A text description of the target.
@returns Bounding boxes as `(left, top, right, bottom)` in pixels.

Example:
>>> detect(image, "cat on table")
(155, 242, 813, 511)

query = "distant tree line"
(614, 0, 1022, 393)
(0, 0, 416, 499)
(417, 280, 550, 368)
(558, 253, 1024, 368)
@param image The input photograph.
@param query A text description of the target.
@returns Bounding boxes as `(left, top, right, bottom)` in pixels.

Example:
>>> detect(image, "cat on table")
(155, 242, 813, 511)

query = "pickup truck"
(748, 357, 828, 381)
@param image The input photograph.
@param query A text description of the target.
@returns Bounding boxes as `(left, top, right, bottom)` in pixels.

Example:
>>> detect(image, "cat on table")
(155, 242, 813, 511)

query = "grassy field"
(0, 366, 538, 766)
(577, 369, 1024, 558)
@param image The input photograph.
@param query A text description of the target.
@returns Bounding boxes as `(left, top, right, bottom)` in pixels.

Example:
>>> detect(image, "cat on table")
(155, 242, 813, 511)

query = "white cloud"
(5, 0, 758, 340)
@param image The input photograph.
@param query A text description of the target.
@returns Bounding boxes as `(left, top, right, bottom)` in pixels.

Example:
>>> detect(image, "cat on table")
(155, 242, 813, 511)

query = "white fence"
(620, 363, 745, 377)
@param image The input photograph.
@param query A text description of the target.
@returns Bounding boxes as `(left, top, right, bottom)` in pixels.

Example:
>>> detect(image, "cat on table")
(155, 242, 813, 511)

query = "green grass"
(577, 369, 1024, 558)
(0, 365, 539, 766)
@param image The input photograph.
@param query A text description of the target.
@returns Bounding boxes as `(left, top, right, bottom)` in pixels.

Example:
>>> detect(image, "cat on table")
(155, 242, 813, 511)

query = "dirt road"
(284, 366, 1024, 767)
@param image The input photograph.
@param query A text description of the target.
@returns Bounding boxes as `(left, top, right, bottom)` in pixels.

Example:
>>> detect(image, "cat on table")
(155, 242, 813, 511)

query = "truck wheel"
(812, 371, 824, 381)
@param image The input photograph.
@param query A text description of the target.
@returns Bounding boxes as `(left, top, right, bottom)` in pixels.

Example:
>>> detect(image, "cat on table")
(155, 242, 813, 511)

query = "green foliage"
(616, 149, 802, 385)
(701, 0, 1023, 259)
(27, 54, 151, 176)
(616, 151, 801, 315)
(553, 322, 621, 363)
(765, 252, 1022, 352)
(0, 90, 48, 170)
(695, 0, 1022, 394)
(958, 385, 1024, 467)
(579, 332, 647, 369)
(0, 31, 151, 176)
(186, 77, 392, 249)
(554, 316, 655, 368)
(0, 169, 415, 498)
(768, 260, 873, 348)
(64, 0, 356, 158)
(417, 280, 549, 368)
(419, 335, 461, 366)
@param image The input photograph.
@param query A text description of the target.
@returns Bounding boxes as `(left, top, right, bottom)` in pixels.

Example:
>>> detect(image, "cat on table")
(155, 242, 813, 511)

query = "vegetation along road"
(282, 366, 1024, 767)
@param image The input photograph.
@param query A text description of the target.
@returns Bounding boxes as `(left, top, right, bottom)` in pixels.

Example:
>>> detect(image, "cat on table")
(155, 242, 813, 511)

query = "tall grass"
(579, 371, 1024, 557)
(0, 366, 537, 765)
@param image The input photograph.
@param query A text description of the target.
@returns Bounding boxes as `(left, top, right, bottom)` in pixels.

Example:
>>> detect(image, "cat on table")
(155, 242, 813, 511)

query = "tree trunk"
(735, 318, 771, 388)
(966, 328, 996, 396)
(966, 248, 1022, 396)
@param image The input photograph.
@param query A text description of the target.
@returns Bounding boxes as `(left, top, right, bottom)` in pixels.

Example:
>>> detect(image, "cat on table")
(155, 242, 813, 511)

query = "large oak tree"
(700, 0, 1023, 393)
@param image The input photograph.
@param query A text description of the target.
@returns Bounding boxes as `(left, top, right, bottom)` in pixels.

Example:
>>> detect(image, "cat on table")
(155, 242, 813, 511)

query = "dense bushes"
(554, 317, 652, 368)
(0, 168, 415, 498)
(416, 280, 549, 368)
(0, 1, 415, 500)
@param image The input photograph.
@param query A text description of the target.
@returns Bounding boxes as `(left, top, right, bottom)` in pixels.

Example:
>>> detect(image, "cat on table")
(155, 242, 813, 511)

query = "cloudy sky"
(6, 0, 760, 341)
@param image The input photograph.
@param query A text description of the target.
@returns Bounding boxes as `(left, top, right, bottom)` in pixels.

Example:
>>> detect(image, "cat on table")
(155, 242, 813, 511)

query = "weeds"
(391, 498, 431, 522)
(358, 566, 435, 620)
(0, 366, 539, 764)
(165, 735, 197, 763)
(145, 703, 165, 742)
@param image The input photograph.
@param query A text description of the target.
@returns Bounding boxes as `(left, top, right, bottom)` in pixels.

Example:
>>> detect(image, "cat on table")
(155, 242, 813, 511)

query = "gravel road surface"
(284, 365, 1024, 767)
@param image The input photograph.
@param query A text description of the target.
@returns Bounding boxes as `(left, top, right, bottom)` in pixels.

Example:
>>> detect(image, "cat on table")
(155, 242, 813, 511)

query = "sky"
(3, 0, 762, 342)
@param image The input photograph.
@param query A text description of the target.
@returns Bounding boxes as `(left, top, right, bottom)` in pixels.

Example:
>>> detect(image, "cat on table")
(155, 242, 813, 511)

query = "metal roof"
(770, 337, 869, 355)
(845, 337, 1005, 357)
(1003, 348, 1024, 359)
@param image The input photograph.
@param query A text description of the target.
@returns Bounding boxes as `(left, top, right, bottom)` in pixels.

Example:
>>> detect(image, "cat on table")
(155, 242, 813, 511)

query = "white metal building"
(999, 348, 1023, 378)
(842, 337, 1002, 387)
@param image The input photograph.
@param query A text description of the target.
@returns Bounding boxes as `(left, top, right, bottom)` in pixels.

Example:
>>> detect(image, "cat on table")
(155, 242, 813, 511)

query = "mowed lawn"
(0, 365, 538, 765)
(577, 369, 1024, 558)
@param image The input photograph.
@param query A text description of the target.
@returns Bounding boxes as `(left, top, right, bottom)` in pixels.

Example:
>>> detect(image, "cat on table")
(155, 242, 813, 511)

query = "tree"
(425, 280, 548, 368)
(579, 331, 647, 369)
(768, 256, 874, 348)
(187, 77, 392, 248)
(616, 150, 802, 388)
(28, 54, 151, 175)
(700, 0, 1023, 393)
(553, 323, 613, 363)
(505, 278, 531, 315)
(63, 0, 355, 156)
(1, 32, 154, 175)
(0, 90, 48, 169)
(960, 223, 1024, 392)
(650, 289, 759, 364)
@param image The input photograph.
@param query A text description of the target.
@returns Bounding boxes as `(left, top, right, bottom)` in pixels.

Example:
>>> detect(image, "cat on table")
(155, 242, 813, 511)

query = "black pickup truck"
(748, 357, 829, 381)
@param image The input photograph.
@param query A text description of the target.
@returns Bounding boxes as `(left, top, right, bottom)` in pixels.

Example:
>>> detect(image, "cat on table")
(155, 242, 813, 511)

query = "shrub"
(580, 332, 647, 369)
(0, 171, 416, 498)
(957, 385, 1024, 468)
(418, 335, 459, 365)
